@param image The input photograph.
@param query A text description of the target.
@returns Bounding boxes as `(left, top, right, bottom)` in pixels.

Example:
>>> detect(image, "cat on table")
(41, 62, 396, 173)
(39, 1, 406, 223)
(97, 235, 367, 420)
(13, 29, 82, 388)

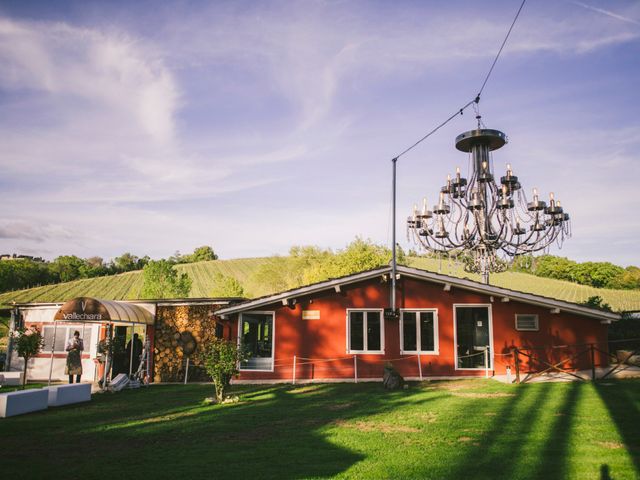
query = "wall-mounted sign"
(302, 310, 320, 320)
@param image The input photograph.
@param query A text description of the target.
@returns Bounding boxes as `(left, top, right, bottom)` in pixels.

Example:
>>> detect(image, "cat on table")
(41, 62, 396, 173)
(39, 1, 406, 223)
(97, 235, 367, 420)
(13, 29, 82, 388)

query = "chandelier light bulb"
(422, 197, 428, 214)
(456, 166, 461, 176)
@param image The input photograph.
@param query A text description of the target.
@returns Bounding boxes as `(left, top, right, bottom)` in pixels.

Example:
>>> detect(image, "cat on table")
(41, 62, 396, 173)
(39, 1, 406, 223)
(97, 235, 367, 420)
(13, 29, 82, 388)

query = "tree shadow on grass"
(0, 383, 443, 480)
(594, 380, 640, 475)
(420, 381, 581, 480)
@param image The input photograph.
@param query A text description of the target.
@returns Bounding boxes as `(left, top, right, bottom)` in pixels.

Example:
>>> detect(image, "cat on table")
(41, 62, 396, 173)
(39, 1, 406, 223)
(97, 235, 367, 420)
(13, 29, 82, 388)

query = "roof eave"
(215, 264, 621, 322)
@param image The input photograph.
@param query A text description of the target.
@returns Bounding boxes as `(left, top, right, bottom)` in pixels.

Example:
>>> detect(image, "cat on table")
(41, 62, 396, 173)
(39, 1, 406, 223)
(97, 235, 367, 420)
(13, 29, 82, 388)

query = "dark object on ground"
(382, 363, 404, 390)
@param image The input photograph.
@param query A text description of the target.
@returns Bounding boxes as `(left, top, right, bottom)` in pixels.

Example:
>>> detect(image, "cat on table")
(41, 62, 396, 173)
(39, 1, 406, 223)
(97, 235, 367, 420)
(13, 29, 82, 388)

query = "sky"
(0, 0, 639, 266)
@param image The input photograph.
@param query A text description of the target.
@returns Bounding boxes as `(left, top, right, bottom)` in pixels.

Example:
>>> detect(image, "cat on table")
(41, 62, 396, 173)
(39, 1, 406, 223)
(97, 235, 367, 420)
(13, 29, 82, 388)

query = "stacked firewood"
(153, 305, 218, 382)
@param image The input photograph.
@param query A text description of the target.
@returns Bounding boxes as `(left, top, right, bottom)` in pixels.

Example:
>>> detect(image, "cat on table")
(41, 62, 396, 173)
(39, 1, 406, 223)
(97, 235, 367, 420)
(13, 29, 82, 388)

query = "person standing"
(125, 333, 144, 375)
(65, 330, 84, 383)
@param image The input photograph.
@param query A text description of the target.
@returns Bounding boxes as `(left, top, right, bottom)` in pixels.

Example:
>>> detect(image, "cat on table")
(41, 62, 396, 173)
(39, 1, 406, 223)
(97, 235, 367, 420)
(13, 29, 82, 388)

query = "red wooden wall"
(222, 276, 609, 381)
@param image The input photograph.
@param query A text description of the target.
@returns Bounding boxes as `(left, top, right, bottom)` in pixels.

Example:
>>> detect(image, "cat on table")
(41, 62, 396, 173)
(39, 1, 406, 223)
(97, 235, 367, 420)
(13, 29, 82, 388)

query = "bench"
(0, 389, 49, 418)
(0, 372, 23, 387)
(46, 383, 92, 407)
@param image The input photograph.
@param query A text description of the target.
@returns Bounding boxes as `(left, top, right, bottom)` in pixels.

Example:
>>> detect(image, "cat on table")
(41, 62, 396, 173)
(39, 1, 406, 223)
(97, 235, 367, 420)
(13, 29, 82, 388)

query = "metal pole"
(102, 323, 112, 390)
(353, 355, 358, 384)
(391, 157, 397, 311)
(292, 355, 297, 385)
(184, 357, 189, 385)
(417, 351, 423, 381)
(47, 322, 59, 386)
(144, 324, 150, 384)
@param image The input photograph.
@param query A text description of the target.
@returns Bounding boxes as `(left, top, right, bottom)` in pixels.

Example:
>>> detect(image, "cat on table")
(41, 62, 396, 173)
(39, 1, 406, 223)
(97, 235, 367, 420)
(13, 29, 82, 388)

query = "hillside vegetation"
(2, 255, 640, 312)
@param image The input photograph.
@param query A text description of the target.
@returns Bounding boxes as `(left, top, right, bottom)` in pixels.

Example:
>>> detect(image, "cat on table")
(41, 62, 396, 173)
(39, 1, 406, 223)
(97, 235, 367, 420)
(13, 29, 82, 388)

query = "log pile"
(153, 304, 222, 382)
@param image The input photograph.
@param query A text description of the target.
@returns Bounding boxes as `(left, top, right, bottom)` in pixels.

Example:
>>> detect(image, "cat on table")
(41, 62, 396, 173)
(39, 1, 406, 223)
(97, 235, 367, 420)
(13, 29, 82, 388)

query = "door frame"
(453, 303, 494, 371)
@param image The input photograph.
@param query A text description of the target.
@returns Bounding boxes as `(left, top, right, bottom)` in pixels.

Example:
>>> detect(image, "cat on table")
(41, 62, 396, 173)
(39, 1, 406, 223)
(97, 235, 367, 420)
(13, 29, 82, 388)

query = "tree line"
(512, 255, 640, 290)
(0, 246, 217, 294)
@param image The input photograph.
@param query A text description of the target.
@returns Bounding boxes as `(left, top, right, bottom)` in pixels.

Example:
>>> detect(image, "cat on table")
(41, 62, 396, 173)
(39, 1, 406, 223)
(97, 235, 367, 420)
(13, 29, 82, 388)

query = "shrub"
(203, 337, 248, 401)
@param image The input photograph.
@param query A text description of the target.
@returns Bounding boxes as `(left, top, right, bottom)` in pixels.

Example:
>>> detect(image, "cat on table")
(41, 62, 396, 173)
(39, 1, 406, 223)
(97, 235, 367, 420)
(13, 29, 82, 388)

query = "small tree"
(140, 260, 192, 299)
(210, 273, 245, 297)
(203, 337, 247, 402)
(13, 326, 44, 387)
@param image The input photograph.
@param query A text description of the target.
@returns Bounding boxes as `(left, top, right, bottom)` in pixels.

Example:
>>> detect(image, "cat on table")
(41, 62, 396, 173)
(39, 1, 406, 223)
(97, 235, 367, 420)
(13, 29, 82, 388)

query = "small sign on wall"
(302, 310, 320, 320)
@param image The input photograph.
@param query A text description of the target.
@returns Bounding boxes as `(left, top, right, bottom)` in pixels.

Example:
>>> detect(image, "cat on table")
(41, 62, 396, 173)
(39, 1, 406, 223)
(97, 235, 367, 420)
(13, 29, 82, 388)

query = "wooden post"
(353, 355, 358, 384)
(590, 343, 596, 381)
(292, 355, 297, 385)
(417, 352, 423, 381)
(484, 348, 489, 379)
(513, 347, 521, 384)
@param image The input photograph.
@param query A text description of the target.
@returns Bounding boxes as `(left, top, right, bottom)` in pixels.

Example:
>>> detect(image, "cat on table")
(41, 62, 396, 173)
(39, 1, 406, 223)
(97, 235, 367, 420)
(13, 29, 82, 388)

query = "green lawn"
(1, 379, 639, 479)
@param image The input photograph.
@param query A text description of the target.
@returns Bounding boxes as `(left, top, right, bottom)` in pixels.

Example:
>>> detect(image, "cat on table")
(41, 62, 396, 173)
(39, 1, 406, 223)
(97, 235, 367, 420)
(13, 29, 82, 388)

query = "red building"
(216, 265, 620, 382)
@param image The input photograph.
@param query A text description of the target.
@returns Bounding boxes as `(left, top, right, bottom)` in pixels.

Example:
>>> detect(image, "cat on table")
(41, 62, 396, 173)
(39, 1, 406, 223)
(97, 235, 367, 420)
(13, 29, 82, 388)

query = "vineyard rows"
(1, 256, 639, 312)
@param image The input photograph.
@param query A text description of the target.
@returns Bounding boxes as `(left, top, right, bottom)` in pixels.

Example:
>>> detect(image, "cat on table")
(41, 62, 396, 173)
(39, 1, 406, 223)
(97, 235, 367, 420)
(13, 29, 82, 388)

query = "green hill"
(1, 256, 639, 312)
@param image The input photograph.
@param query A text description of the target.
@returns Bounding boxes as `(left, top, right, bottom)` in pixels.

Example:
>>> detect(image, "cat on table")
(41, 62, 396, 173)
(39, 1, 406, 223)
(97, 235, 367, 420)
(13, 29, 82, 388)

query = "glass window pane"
(350, 312, 364, 351)
(82, 327, 92, 351)
(55, 328, 69, 352)
(43, 326, 55, 351)
(367, 312, 381, 351)
(403, 312, 417, 351)
(420, 312, 435, 351)
(241, 313, 273, 370)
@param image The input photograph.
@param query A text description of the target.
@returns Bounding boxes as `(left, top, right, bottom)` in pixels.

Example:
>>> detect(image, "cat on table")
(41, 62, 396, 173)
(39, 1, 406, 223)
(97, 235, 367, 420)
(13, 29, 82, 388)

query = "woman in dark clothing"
(65, 330, 84, 383)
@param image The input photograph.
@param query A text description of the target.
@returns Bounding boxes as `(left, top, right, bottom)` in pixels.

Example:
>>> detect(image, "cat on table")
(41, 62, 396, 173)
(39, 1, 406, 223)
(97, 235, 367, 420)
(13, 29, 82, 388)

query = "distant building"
(0, 254, 45, 262)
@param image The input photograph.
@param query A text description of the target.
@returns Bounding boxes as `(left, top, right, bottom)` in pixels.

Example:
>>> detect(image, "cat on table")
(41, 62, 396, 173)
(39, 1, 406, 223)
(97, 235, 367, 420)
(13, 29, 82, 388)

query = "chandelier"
(407, 121, 571, 283)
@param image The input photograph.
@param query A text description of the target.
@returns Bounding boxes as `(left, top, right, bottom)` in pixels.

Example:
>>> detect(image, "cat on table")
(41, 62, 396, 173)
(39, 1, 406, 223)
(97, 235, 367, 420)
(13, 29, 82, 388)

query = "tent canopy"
(53, 297, 154, 325)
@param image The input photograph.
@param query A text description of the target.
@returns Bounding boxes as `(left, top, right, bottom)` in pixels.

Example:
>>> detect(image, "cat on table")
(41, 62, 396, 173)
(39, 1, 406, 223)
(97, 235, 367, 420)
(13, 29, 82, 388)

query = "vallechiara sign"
(54, 298, 110, 322)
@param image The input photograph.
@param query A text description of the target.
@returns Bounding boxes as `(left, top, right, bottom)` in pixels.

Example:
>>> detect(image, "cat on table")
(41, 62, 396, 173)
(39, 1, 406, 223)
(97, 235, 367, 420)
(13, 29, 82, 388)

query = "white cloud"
(0, 2, 638, 265)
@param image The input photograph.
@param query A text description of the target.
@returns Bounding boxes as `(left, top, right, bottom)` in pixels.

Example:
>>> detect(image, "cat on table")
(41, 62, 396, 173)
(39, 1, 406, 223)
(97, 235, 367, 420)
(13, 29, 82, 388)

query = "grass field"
(1, 379, 638, 479)
(2, 256, 640, 311)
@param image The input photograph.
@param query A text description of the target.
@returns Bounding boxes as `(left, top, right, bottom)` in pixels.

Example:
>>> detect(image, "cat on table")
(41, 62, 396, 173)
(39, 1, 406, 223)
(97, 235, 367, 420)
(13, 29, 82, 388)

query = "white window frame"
(238, 311, 276, 372)
(42, 324, 94, 354)
(453, 303, 494, 371)
(346, 308, 385, 354)
(515, 314, 539, 331)
(400, 309, 439, 355)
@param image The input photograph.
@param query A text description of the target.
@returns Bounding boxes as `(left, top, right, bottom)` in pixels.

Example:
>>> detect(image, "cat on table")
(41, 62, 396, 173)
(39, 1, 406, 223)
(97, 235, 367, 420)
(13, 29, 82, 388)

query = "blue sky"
(0, 0, 638, 266)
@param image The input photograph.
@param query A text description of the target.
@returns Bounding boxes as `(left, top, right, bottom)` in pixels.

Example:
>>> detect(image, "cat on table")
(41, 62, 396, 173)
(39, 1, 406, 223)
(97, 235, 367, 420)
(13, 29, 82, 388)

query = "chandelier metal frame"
(407, 121, 571, 283)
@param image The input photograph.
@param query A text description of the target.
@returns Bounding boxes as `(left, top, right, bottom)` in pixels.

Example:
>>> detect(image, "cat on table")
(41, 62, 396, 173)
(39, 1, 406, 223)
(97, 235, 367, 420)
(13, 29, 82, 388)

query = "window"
(401, 310, 438, 354)
(215, 322, 224, 338)
(347, 310, 384, 353)
(515, 314, 539, 331)
(239, 312, 274, 371)
(42, 325, 93, 353)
